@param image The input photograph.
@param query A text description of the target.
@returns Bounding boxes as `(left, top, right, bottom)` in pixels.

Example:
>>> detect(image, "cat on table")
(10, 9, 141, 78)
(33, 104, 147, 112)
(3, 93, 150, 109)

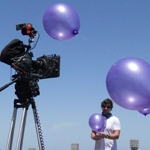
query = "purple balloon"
(43, 3, 80, 41)
(106, 57, 150, 110)
(138, 107, 150, 116)
(89, 113, 105, 132)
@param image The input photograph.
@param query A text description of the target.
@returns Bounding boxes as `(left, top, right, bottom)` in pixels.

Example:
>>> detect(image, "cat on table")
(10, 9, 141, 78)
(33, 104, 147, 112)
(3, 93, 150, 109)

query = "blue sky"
(0, 0, 150, 150)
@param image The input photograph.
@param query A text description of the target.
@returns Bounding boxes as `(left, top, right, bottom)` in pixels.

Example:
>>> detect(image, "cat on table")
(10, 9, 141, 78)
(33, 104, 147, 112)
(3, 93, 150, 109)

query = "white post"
(71, 143, 79, 150)
(130, 139, 139, 150)
(28, 148, 36, 150)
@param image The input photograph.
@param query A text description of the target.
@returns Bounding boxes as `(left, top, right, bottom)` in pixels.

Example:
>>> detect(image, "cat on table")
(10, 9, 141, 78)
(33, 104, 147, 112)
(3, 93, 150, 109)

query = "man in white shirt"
(91, 98, 121, 150)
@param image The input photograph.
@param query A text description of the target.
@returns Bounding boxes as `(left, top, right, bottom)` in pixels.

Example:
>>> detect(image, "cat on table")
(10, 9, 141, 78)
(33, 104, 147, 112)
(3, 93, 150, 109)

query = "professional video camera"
(0, 23, 60, 99)
(0, 23, 60, 80)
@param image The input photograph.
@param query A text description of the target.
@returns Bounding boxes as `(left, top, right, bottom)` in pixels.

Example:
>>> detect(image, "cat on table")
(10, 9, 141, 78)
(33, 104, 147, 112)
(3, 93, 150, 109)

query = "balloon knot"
(73, 30, 78, 34)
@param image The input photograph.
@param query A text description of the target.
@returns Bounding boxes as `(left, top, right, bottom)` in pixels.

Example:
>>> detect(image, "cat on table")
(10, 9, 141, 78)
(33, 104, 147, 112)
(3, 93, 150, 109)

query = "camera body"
(12, 52, 60, 79)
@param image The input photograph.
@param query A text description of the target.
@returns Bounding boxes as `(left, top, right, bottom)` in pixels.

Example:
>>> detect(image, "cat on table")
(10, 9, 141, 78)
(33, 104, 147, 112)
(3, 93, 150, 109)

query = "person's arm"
(100, 130, 120, 139)
(91, 130, 101, 140)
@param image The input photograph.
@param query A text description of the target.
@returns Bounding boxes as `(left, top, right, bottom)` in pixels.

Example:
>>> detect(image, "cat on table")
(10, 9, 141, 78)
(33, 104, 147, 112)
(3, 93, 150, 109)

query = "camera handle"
(6, 98, 45, 150)
(0, 77, 19, 92)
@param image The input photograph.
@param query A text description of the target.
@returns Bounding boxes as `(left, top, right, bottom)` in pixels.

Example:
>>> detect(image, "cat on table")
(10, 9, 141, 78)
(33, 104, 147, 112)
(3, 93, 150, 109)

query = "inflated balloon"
(43, 3, 80, 41)
(138, 107, 150, 116)
(106, 57, 150, 110)
(89, 113, 105, 132)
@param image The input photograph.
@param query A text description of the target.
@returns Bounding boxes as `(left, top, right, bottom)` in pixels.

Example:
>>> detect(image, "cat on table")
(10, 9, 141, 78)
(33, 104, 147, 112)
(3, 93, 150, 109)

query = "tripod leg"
(16, 107, 28, 150)
(6, 107, 17, 150)
(32, 109, 42, 150)
(32, 104, 45, 150)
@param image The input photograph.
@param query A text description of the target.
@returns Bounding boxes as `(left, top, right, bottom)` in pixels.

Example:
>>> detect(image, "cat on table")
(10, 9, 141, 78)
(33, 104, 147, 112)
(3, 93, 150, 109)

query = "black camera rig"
(0, 23, 60, 97)
(1, 23, 60, 79)
(0, 23, 61, 150)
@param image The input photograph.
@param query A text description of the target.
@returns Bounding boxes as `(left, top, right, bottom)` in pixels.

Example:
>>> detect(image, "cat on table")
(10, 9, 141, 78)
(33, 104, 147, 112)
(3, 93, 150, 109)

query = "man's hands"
(91, 131, 108, 140)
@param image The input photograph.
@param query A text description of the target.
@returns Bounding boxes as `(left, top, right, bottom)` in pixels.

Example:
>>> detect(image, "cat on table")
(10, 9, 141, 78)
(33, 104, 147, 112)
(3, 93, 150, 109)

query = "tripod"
(0, 74, 45, 150)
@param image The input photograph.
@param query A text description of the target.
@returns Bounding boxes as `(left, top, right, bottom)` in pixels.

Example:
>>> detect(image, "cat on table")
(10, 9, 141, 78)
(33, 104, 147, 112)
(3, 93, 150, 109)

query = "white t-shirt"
(94, 115, 121, 150)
